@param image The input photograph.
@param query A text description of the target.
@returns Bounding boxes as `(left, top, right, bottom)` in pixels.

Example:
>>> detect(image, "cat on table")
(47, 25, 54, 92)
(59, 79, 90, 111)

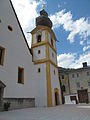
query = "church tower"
(31, 8, 62, 107)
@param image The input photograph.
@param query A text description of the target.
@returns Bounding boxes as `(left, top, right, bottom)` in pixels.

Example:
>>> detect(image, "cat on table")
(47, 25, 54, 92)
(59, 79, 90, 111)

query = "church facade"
(0, 0, 61, 110)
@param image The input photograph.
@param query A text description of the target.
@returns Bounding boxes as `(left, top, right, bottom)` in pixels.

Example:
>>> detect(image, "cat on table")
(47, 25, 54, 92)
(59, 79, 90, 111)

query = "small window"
(76, 82, 80, 88)
(88, 82, 90, 87)
(38, 50, 41, 54)
(37, 35, 41, 43)
(0, 19, 1, 23)
(38, 68, 41, 73)
(72, 74, 74, 78)
(8, 25, 13, 31)
(0, 46, 5, 65)
(77, 73, 79, 77)
(18, 67, 24, 84)
(51, 38, 53, 47)
(87, 72, 89, 76)
(62, 75, 64, 79)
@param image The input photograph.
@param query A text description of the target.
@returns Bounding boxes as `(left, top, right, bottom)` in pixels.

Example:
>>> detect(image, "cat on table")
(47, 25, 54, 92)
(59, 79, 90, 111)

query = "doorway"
(77, 89, 88, 103)
(54, 88, 60, 106)
(55, 92, 58, 105)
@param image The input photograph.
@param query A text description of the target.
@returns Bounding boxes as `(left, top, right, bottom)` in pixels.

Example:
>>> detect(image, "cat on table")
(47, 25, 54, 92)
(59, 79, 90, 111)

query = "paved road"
(0, 104, 90, 120)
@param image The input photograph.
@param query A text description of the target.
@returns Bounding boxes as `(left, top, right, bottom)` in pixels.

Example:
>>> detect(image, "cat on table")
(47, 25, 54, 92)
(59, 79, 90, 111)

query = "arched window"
(37, 35, 41, 43)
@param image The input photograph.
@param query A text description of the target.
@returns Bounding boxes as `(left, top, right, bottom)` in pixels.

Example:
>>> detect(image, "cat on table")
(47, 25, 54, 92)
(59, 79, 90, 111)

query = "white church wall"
(48, 32, 56, 49)
(33, 45, 46, 61)
(49, 47, 56, 64)
(0, 0, 35, 98)
(42, 31, 45, 41)
(32, 63, 47, 107)
(33, 34, 36, 44)
(50, 63, 61, 106)
(48, 32, 51, 44)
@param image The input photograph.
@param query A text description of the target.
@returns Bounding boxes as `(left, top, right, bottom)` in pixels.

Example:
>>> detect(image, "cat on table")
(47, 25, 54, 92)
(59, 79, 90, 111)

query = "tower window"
(51, 38, 53, 47)
(18, 67, 24, 84)
(38, 50, 41, 54)
(8, 25, 13, 31)
(37, 35, 41, 43)
(38, 68, 41, 73)
(0, 46, 5, 65)
(0, 19, 1, 23)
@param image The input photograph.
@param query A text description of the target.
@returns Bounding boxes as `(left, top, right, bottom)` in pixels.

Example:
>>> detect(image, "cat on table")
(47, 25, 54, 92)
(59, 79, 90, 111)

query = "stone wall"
(0, 98, 35, 111)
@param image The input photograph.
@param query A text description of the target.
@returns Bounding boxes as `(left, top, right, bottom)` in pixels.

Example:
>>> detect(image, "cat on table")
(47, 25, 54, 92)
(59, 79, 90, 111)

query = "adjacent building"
(58, 62, 90, 104)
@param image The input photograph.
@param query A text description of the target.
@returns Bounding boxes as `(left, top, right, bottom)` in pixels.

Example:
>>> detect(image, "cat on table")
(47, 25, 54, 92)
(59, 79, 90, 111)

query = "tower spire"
(36, 0, 52, 28)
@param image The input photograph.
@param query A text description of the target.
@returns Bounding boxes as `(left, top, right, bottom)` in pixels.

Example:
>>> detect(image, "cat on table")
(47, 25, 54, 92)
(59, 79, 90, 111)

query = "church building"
(0, 0, 62, 110)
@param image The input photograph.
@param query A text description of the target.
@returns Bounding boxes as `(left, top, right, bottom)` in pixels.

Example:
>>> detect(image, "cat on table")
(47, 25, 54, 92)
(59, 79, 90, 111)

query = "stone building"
(69, 62, 90, 103)
(58, 62, 90, 104)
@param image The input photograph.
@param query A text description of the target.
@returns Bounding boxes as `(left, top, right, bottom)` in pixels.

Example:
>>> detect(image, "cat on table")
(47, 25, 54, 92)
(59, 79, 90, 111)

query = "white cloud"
(57, 53, 76, 68)
(11, 0, 38, 29)
(50, 10, 90, 44)
(83, 45, 90, 52)
(57, 52, 90, 68)
(80, 40, 84, 45)
(11, 0, 41, 47)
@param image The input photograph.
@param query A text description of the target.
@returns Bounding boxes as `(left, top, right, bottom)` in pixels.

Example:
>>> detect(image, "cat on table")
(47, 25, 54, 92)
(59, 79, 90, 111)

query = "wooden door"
(77, 89, 88, 103)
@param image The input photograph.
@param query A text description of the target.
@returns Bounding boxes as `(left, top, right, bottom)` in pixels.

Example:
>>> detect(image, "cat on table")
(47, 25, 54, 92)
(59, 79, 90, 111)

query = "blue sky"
(11, 0, 90, 68)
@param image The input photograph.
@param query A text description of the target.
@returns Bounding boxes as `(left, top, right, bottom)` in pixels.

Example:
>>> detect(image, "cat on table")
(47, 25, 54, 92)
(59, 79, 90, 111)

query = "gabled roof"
(9, 0, 32, 55)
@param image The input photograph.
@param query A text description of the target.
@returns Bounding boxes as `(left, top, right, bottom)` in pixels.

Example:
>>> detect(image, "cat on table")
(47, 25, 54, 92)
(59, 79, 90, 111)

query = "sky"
(11, 0, 90, 69)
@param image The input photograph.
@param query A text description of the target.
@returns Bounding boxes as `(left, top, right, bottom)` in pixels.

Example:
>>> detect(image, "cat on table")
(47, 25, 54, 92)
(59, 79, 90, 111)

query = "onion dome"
(36, 9, 52, 28)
